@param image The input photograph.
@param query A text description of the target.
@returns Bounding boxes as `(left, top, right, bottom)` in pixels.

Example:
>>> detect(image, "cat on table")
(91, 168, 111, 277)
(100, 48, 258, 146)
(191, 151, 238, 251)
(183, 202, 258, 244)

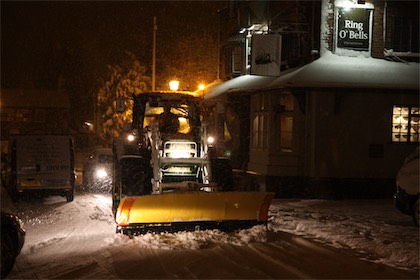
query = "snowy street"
(5, 192, 419, 279)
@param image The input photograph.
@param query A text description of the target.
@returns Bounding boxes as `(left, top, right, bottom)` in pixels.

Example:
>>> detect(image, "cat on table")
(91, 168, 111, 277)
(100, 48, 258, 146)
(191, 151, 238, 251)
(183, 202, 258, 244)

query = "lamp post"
(152, 17, 157, 92)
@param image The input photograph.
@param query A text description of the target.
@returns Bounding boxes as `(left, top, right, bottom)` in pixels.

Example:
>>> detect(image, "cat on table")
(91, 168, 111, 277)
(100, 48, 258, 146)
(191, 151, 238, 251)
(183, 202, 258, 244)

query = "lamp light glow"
(169, 80, 179, 91)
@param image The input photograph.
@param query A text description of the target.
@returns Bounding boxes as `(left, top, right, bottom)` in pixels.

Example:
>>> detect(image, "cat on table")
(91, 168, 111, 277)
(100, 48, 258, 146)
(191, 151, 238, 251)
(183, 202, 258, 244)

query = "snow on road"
(269, 199, 419, 271)
(6, 192, 419, 279)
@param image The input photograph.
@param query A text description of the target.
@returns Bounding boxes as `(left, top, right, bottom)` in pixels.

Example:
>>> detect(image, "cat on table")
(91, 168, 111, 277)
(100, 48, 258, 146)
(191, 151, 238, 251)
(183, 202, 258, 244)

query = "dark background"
(1, 1, 226, 91)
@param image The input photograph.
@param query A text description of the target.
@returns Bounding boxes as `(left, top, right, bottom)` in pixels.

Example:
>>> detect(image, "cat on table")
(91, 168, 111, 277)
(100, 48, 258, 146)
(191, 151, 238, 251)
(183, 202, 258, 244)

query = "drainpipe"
(383, 1, 387, 45)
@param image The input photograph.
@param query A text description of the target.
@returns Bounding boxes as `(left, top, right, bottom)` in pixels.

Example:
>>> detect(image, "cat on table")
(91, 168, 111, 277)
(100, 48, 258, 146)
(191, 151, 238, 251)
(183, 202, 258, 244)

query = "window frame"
(391, 105, 419, 143)
(392, 16, 420, 53)
(276, 93, 294, 152)
(251, 94, 268, 150)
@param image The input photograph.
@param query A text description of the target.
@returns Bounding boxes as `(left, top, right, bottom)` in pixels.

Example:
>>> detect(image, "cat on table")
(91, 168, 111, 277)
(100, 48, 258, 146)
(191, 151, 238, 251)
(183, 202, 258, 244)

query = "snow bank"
(106, 198, 418, 271)
(107, 225, 269, 251)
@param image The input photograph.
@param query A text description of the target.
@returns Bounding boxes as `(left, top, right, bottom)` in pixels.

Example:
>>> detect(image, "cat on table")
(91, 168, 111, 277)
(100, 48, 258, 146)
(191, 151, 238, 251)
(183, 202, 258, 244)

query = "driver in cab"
(158, 105, 180, 134)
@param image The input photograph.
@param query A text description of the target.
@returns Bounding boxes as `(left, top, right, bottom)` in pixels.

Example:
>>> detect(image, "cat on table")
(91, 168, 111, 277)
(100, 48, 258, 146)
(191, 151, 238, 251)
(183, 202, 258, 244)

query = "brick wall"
(320, 0, 334, 54)
(371, 0, 384, 58)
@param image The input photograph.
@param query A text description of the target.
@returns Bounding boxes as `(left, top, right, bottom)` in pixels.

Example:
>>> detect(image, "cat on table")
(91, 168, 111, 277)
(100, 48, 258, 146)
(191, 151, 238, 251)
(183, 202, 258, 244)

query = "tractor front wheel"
(211, 158, 234, 191)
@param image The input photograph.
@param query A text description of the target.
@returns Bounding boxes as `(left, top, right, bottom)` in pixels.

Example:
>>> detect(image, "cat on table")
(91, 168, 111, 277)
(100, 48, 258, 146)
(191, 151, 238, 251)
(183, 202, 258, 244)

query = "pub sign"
(251, 34, 282, 76)
(336, 7, 372, 51)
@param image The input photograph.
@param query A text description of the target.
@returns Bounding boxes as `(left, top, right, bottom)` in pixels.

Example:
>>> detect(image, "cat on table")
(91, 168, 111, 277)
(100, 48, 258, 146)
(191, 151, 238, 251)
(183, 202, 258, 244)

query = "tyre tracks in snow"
(7, 193, 419, 279)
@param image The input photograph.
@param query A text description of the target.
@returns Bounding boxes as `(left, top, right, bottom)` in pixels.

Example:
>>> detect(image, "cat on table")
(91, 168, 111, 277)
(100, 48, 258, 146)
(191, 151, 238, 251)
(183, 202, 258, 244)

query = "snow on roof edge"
(276, 51, 420, 90)
(204, 75, 277, 99)
(205, 52, 419, 99)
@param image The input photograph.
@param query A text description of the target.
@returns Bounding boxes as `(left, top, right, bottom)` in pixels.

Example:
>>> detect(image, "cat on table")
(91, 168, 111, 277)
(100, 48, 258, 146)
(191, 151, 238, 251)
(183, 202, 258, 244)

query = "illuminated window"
(252, 94, 267, 149)
(392, 105, 419, 143)
(252, 114, 266, 148)
(280, 116, 293, 150)
(278, 94, 294, 152)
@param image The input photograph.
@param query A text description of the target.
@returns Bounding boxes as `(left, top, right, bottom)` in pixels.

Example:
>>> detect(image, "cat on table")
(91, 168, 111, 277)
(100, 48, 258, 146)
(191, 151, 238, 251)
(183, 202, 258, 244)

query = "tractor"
(112, 91, 274, 235)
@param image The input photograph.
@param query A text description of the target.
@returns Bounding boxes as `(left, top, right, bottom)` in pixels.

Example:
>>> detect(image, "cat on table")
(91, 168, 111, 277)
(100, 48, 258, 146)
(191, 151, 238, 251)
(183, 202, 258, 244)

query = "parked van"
(10, 135, 75, 202)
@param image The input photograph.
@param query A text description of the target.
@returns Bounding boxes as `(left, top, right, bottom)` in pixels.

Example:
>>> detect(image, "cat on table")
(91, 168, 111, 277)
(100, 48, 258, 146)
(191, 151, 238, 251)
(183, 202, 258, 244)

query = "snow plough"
(112, 91, 274, 235)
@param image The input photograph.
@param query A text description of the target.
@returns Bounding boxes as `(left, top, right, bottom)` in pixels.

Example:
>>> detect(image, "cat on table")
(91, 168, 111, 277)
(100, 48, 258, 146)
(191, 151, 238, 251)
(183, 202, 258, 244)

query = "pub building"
(204, 0, 419, 198)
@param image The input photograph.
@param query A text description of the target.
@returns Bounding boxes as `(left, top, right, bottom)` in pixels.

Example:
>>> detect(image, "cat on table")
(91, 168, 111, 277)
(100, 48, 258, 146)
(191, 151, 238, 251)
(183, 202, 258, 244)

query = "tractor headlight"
(126, 134, 136, 142)
(164, 141, 197, 158)
(95, 168, 108, 179)
(125, 129, 139, 142)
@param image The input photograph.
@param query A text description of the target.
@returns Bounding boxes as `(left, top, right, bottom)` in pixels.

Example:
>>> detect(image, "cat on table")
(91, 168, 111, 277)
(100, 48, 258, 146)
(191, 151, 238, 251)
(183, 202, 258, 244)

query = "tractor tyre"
(210, 157, 234, 191)
(120, 157, 153, 196)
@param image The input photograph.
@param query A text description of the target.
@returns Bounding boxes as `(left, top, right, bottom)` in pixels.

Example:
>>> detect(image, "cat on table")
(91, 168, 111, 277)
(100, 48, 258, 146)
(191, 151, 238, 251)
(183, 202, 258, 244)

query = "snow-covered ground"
(269, 199, 419, 271)
(4, 191, 419, 279)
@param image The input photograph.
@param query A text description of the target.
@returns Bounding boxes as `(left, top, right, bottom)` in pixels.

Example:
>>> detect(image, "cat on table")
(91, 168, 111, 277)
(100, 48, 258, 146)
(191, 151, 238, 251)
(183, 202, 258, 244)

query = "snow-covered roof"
(205, 52, 420, 99)
(204, 75, 277, 99)
(272, 51, 420, 90)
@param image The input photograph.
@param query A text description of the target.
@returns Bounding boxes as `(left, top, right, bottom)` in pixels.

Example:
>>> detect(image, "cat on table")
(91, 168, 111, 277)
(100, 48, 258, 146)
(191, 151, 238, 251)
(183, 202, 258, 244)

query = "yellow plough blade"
(116, 191, 275, 234)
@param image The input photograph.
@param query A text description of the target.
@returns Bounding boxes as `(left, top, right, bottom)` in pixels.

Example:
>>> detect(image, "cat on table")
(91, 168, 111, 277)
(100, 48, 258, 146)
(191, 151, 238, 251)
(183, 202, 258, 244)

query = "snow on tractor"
(112, 91, 274, 235)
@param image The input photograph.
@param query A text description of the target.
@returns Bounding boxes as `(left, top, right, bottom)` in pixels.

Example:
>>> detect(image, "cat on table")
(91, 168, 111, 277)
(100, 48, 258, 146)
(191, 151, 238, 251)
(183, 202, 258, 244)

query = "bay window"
(392, 105, 419, 143)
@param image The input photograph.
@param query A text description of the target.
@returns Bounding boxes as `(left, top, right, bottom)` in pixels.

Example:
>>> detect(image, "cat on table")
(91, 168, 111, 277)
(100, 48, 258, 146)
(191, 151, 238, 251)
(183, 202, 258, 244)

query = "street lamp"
(169, 80, 179, 91)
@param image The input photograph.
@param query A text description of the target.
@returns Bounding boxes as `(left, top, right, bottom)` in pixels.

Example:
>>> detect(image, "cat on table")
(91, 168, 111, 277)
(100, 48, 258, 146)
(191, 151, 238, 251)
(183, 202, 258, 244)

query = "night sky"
(1, 1, 226, 91)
